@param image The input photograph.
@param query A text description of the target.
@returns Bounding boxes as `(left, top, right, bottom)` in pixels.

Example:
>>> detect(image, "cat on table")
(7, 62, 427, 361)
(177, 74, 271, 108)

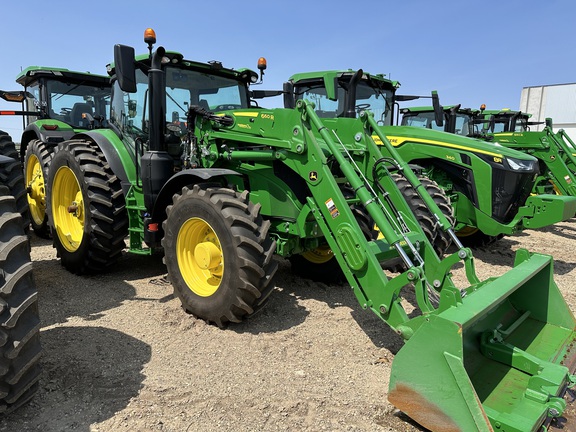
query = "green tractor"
(0, 154, 41, 415)
(277, 70, 576, 247)
(46, 30, 576, 431)
(403, 104, 576, 200)
(0, 68, 111, 237)
(400, 104, 483, 136)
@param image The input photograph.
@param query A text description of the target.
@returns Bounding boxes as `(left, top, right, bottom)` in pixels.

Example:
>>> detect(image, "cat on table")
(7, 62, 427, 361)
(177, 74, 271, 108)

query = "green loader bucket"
(389, 250, 576, 432)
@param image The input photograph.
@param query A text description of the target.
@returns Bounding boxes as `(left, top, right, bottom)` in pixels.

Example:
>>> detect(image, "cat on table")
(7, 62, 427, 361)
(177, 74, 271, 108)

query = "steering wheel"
(60, 108, 72, 114)
(166, 121, 187, 136)
(355, 103, 371, 111)
(127, 123, 145, 135)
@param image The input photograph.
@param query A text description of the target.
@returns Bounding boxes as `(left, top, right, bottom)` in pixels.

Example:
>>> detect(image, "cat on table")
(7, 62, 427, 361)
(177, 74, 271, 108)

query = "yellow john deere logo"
(309, 171, 318, 181)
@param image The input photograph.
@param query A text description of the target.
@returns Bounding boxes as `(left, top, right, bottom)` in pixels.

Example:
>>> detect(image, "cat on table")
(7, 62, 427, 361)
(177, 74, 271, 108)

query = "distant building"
(520, 83, 576, 140)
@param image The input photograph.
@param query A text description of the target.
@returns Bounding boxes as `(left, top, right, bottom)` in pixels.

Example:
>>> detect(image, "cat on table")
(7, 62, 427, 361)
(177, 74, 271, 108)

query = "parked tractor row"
(1, 29, 575, 431)
(401, 100, 576, 210)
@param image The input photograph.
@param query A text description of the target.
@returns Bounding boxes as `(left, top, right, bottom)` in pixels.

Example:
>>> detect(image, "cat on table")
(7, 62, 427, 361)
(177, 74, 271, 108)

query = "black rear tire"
(0, 187, 42, 415)
(0, 131, 18, 161)
(0, 133, 29, 232)
(162, 184, 278, 328)
(47, 139, 128, 274)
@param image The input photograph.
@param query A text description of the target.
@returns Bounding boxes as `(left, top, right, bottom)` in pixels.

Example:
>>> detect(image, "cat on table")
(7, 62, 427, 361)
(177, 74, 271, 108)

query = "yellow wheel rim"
(52, 166, 84, 252)
(374, 223, 384, 240)
(26, 154, 46, 225)
(177, 217, 224, 297)
(302, 245, 334, 264)
(456, 226, 479, 237)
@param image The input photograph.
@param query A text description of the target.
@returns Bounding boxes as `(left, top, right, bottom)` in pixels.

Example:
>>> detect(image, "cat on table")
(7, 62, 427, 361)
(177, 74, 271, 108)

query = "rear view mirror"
(114, 44, 137, 93)
(283, 82, 295, 109)
(432, 90, 444, 127)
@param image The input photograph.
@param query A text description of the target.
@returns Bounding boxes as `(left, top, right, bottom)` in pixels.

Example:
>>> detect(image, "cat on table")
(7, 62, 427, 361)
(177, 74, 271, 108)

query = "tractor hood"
(379, 125, 538, 164)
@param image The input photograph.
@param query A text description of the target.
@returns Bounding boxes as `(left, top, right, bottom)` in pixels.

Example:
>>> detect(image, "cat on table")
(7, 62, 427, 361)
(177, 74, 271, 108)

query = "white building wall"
(520, 83, 576, 140)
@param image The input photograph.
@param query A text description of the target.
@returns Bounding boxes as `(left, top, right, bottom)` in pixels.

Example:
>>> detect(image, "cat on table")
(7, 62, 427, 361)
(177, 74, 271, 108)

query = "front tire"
(289, 186, 376, 284)
(24, 140, 53, 238)
(0, 187, 42, 415)
(382, 174, 437, 272)
(162, 184, 278, 327)
(47, 139, 128, 274)
(417, 175, 454, 256)
(456, 226, 503, 248)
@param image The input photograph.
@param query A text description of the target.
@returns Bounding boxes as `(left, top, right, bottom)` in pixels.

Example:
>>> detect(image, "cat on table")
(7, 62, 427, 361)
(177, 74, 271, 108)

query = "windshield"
(401, 112, 444, 131)
(402, 111, 478, 136)
(294, 77, 394, 125)
(486, 115, 529, 133)
(30, 79, 111, 129)
(110, 65, 248, 141)
(454, 113, 475, 135)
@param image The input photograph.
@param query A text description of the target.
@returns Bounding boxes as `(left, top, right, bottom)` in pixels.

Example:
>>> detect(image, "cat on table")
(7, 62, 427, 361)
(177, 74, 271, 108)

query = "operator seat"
(198, 99, 210, 110)
(70, 102, 93, 128)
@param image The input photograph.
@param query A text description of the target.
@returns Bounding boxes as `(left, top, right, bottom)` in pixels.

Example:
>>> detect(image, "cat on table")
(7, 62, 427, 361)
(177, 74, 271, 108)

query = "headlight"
(506, 156, 537, 171)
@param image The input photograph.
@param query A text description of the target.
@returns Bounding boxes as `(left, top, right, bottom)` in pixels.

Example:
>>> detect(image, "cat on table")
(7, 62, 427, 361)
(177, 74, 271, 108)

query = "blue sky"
(1, 0, 574, 140)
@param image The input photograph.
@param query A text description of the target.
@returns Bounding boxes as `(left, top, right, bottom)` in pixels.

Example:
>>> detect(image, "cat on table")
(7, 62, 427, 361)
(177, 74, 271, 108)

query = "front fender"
(151, 168, 241, 224)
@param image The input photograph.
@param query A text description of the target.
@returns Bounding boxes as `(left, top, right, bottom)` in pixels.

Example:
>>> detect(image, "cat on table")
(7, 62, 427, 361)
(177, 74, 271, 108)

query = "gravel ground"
(2, 221, 576, 432)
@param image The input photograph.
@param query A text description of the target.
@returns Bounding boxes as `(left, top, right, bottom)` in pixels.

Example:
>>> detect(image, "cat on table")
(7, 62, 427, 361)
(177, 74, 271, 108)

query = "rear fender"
(75, 131, 131, 195)
(19, 122, 75, 159)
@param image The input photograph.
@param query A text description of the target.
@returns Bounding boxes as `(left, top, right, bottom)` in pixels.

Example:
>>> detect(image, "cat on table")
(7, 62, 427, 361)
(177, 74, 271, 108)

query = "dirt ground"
(2, 221, 576, 432)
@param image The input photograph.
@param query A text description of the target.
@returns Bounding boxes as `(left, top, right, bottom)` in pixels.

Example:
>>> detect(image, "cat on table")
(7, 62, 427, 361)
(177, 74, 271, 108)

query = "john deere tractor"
(403, 103, 576, 202)
(401, 104, 483, 137)
(0, 153, 41, 415)
(46, 30, 576, 431)
(0, 67, 111, 237)
(278, 70, 576, 247)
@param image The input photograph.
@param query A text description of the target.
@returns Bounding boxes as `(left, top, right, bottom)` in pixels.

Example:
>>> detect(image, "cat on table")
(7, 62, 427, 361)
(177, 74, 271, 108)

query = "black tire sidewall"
(25, 139, 52, 236)
(164, 190, 242, 319)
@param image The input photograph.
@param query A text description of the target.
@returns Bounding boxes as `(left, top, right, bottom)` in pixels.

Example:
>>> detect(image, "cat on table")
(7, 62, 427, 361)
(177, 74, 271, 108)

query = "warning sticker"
(325, 198, 340, 218)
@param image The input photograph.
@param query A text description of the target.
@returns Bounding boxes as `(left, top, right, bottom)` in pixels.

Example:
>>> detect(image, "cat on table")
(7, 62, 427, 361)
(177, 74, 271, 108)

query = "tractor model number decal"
(325, 198, 340, 218)
(260, 113, 274, 120)
(493, 156, 503, 163)
(446, 155, 456, 161)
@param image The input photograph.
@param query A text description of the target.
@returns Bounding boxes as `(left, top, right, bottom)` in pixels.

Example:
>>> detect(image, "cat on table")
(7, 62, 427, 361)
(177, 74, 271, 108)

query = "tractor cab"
(478, 108, 535, 133)
(400, 105, 481, 136)
(288, 70, 397, 124)
(14, 67, 111, 130)
(107, 46, 259, 175)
